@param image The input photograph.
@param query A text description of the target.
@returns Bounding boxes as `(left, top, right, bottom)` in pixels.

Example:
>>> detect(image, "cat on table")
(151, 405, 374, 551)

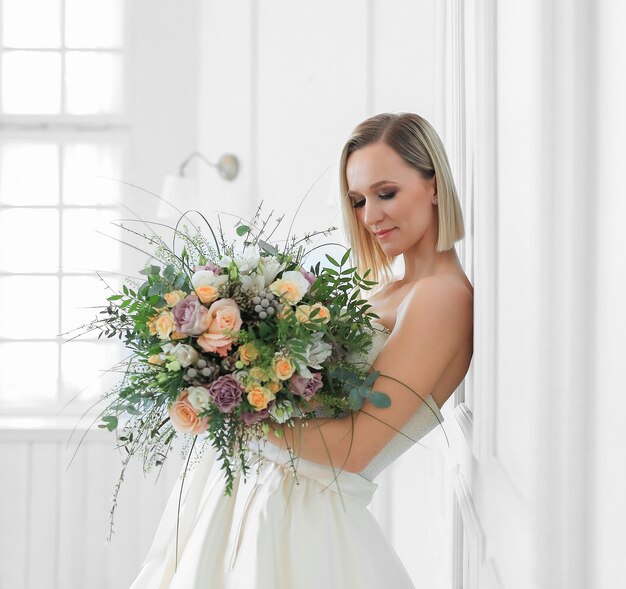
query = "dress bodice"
(355, 322, 445, 481)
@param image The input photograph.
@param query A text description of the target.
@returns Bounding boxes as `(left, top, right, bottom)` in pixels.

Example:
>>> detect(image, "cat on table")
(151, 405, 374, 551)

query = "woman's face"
(345, 141, 437, 257)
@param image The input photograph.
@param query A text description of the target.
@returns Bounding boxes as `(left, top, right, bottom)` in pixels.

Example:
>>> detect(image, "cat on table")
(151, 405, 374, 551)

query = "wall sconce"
(178, 151, 239, 181)
(158, 151, 240, 218)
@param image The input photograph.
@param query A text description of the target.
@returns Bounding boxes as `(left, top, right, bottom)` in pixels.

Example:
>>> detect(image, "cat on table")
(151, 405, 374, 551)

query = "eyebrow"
(347, 180, 398, 198)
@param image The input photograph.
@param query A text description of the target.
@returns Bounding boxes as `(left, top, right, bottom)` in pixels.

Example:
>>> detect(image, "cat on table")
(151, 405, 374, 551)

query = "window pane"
(60, 274, 125, 340)
(62, 209, 122, 274)
(60, 340, 127, 407)
(0, 276, 59, 339)
(65, 51, 123, 115)
(0, 209, 59, 272)
(2, 51, 62, 114)
(63, 143, 123, 206)
(0, 143, 59, 205)
(2, 0, 61, 48)
(65, 0, 123, 49)
(0, 342, 58, 408)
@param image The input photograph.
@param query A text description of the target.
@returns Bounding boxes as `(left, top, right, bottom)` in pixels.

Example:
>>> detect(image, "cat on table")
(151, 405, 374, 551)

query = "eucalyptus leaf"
(348, 389, 364, 410)
(258, 240, 279, 256)
(362, 370, 380, 388)
(369, 391, 391, 408)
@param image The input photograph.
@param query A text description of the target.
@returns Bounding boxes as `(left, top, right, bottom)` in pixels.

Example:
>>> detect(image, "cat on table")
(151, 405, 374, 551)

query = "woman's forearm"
(266, 412, 370, 473)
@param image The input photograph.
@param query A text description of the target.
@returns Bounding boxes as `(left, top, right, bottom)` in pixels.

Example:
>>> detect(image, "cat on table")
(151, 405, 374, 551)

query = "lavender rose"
(207, 375, 244, 413)
(299, 268, 317, 286)
(241, 405, 271, 425)
(288, 372, 323, 400)
(195, 263, 222, 274)
(172, 294, 210, 335)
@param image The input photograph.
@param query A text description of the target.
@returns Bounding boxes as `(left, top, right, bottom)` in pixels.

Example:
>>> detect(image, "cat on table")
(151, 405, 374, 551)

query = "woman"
(129, 112, 473, 588)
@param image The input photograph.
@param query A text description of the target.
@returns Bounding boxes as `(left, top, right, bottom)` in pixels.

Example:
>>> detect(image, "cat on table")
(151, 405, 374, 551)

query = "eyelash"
(352, 191, 397, 209)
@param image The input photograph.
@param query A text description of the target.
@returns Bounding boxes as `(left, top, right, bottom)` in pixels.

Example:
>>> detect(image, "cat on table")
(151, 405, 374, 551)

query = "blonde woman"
(130, 113, 473, 588)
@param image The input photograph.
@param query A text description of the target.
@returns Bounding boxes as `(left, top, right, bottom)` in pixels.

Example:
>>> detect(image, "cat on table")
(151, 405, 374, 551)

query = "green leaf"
(369, 390, 391, 408)
(148, 282, 165, 296)
(340, 249, 351, 266)
(325, 254, 340, 267)
(236, 224, 250, 236)
(330, 367, 360, 387)
(362, 370, 380, 388)
(107, 294, 122, 301)
(348, 388, 364, 410)
(173, 274, 186, 290)
(258, 240, 278, 256)
(100, 415, 118, 431)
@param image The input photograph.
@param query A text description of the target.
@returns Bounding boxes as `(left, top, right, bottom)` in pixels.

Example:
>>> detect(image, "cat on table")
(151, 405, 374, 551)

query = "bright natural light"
(2, 51, 62, 114)
(0, 0, 127, 413)
(2, 0, 62, 48)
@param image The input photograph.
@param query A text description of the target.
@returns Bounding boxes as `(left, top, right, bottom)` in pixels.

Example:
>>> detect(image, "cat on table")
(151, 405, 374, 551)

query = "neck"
(400, 245, 461, 283)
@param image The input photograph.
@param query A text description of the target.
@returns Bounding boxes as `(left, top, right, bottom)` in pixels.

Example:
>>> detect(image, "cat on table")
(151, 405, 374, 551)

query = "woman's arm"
(267, 275, 473, 472)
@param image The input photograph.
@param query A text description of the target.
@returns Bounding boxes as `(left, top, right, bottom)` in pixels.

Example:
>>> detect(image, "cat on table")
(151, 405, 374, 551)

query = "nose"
(362, 198, 385, 228)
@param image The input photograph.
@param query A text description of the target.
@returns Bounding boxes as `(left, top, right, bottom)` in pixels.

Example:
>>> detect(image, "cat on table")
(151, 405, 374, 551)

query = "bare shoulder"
(395, 274, 473, 342)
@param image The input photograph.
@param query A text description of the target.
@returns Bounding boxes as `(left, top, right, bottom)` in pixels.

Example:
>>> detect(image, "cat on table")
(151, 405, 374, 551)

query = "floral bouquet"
(77, 206, 390, 537)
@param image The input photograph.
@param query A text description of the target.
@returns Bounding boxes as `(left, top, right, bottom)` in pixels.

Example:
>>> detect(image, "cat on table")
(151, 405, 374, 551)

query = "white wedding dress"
(129, 323, 444, 589)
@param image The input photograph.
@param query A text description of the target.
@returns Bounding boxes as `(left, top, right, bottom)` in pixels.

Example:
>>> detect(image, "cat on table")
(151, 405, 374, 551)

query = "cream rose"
(239, 342, 259, 366)
(154, 311, 175, 340)
(187, 385, 212, 412)
(164, 290, 186, 307)
(268, 271, 310, 304)
(272, 355, 296, 381)
(295, 303, 331, 324)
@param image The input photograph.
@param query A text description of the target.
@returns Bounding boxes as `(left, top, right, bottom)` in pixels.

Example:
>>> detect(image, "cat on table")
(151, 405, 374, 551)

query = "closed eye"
(351, 191, 397, 209)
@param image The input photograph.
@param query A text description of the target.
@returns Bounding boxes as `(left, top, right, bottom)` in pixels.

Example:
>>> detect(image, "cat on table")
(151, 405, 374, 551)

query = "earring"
(434, 197, 438, 205)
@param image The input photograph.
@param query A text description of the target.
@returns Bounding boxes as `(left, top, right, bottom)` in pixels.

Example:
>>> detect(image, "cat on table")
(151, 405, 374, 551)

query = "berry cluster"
(251, 292, 279, 320)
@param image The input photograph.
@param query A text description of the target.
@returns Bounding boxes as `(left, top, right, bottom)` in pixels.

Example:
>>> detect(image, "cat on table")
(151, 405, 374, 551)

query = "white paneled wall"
(0, 423, 185, 588)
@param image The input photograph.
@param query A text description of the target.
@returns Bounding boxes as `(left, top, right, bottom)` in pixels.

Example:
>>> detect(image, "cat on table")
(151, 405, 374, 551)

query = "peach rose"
(266, 381, 281, 394)
(239, 342, 259, 365)
(197, 299, 242, 356)
(247, 385, 276, 411)
(295, 303, 330, 324)
(147, 314, 158, 335)
(167, 390, 209, 435)
(195, 284, 220, 305)
(171, 330, 187, 340)
(148, 354, 165, 366)
(197, 332, 233, 357)
(154, 311, 176, 340)
(164, 290, 186, 307)
(272, 355, 296, 381)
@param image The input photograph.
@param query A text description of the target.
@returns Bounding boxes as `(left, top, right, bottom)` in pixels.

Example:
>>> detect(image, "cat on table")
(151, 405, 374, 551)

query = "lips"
(373, 228, 395, 239)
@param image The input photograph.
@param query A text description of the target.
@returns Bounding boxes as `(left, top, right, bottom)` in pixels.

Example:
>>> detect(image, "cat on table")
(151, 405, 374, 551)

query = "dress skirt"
(129, 440, 416, 589)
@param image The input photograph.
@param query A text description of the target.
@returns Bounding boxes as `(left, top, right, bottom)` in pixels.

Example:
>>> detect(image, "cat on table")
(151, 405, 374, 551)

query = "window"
(0, 0, 129, 414)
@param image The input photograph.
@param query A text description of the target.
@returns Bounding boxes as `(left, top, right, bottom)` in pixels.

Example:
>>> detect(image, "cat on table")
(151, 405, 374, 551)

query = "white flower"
(234, 250, 260, 274)
(306, 332, 333, 369)
(187, 386, 212, 411)
(240, 274, 266, 294)
(256, 257, 284, 286)
(164, 343, 199, 367)
(232, 370, 248, 384)
(191, 270, 228, 290)
(219, 255, 233, 268)
(269, 400, 296, 424)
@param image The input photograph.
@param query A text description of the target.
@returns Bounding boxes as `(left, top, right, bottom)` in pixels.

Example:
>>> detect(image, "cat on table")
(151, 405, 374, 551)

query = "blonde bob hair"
(339, 112, 464, 285)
